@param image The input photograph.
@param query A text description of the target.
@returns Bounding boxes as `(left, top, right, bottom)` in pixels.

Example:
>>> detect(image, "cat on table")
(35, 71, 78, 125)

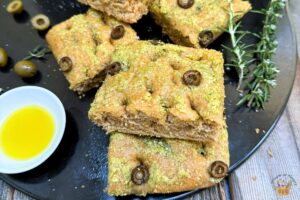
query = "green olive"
(6, 0, 23, 14)
(0, 48, 8, 67)
(31, 14, 51, 31)
(14, 60, 37, 78)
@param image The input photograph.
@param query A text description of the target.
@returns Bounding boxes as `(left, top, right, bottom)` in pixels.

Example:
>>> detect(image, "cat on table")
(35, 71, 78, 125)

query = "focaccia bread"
(89, 41, 224, 142)
(46, 9, 137, 93)
(108, 124, 229, 196)
(150, 0, 251, 48)
(78, 0, 153, 24)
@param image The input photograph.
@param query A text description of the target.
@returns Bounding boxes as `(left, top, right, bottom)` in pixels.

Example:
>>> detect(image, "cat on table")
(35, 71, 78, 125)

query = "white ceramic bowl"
(0, 86, 66, 174)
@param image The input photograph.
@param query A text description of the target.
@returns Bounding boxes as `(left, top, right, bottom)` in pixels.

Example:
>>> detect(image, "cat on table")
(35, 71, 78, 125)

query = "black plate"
(0, 0, 297, 199)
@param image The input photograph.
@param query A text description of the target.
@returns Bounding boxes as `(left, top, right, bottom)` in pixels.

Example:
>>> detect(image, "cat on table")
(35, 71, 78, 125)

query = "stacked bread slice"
(46, 0, 252, 196)
(90, 41, 229, 196)
(89, 41, 225, 142)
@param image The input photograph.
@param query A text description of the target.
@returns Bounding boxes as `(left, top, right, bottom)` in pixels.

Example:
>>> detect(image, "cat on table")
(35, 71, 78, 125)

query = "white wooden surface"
(229, 0, 300, 199)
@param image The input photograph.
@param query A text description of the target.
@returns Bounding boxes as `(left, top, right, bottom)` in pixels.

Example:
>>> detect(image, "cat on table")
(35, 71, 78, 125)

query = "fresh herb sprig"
(237, 0, 286, 109)
(23, 45, 51, 60)
(223, 0, 255, 92)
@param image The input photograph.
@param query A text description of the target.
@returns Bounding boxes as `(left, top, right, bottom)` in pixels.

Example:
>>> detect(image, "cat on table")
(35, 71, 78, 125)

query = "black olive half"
(208, 161, 228, 179)
(182, 70, 202, 86)
(111, 25, 125, 40)
(131, 164, 149, 185)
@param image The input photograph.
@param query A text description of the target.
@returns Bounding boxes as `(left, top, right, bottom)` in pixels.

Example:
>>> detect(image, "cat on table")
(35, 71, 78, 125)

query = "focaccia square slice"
(89, 41, 224, 142)
(46, 9, 137, 93)
(108, 124, 229, 196)
(150, 0, 251, 48)
(78, 0, 152, 23)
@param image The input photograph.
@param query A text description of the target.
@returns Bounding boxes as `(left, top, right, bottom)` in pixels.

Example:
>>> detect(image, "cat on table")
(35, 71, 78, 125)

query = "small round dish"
(0, 86, 66, 174)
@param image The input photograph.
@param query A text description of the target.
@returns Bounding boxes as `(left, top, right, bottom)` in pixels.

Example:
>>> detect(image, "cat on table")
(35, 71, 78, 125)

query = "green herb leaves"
(223, 0, 254, 92)
(238, 0, 285, 109)
(23, 45, 51, 60)
(225, 0, 286, 110)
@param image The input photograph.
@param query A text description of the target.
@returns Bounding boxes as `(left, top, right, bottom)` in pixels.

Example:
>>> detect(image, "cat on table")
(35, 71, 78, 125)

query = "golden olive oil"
(0, 105, 55, 160)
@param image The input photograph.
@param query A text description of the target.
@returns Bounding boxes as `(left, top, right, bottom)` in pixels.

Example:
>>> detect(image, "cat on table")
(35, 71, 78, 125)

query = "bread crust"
(108, 124, 229, 196)
(89, 41, 224, 142)
(78, 0, 152, 23)
(150, 0, 252, 48)
(46, 9, 137, 93)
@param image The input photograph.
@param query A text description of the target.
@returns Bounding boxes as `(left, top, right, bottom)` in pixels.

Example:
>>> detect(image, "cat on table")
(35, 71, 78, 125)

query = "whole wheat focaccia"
(78, 0, 152, 24)
(46, 9, 137, 93)
(150, 0, 251, 48)
(108, 124, 229, 196)
(89, 41, 224, 142)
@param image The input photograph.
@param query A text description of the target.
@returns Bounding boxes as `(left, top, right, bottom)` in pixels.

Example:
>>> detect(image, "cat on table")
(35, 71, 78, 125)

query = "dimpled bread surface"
(78, 0, 153, 24)
(150, 0, 251, 48)
(108, 124, 229, 196)
(89, 41, 224, 142)
(46, 9, 137, 93)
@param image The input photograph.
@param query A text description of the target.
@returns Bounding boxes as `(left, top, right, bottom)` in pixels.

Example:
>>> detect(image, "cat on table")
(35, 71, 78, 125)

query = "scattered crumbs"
(79, 93, 86, 99)
(5, 44, 9, 47)
(267, 149, 273, 157)
(47, 74, 50, 78)
(5, 86, 10, 90)
(81, 185, 85, 189)
(255, 128, 260, 134)
(48, 179, 51, 182)
(251, 176, 257, 181)
(239, 120, 242, 123)
(85, 153, 89, 157)
(263, 130, 266, 134)
(53, 69, 57, 72)
(82, 166, 86, 170)
(70, 2, 75, 8)
(103, 187, 108, 193)
(0, 88, 3, 94)
(74, 186, 78, 190)
(52, 188, 56, 192)
(146, 26, 153, 32)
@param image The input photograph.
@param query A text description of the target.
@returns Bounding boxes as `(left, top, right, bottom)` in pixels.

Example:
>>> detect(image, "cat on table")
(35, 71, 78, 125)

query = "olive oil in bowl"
(0, 105, 55, 160)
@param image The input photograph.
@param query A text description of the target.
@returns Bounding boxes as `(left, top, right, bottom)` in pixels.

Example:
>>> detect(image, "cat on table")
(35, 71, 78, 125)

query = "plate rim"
(0, 3, 298, 200)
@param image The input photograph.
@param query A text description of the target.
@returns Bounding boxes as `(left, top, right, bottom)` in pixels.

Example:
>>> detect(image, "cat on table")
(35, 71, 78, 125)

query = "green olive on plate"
(6, 0, 23, 14)
(31, 14, 51, 31)
(14, 60, 37, 78)
(0, 48, 8, 67)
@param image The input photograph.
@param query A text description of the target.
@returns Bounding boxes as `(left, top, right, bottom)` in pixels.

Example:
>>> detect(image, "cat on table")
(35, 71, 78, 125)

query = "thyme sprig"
(23, 45, 51, 60)
(223, 0, 255, 92)
(237, 0, 286, 109)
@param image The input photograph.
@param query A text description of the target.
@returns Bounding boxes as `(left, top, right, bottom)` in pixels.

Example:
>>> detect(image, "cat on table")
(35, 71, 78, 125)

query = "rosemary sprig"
(23, 45, 51, 60)
(223, 0, 255, 91)
(237, 0, 286, 109)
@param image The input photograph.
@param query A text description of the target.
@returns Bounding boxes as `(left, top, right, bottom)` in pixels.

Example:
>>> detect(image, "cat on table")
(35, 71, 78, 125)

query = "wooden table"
(1, 0, 300, 199)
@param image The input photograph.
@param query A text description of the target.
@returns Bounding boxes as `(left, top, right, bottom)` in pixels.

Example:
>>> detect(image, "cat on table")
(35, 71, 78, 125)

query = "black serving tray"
(0, 0, 297, 199)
